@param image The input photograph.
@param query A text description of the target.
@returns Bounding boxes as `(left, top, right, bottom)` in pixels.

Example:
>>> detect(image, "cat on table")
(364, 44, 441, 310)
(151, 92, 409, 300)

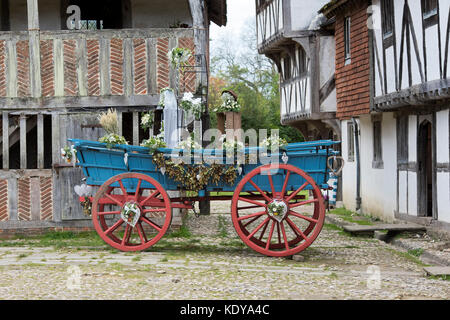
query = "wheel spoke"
(136, 223, 146, 244)
(238, 205, 262, 210)
(290, 199, 319, 208)
(286, 217, 307, 240)
(258, 219, 270, 241)
(238, 197, 267, 208)
(247, 217, 270, 240)
(280, 222, 290, 250)
(289, 210, 318, 224)
(138, 222, 148, 243)
(237, 211, 266, 222)
(285, 182, 309, 202)
(105, 219, 124, 235)
(122, 225, 131, 246)
(141, 216, 162, 232)
(276, 222, 281, 244)
(243, 215, 263, 228)
(265, 221, 276, 250)
(280, 171, 291, 197)
(118, 180, 128, 196)
(105, 193, 124, 207)
(134, 179, 142, 202)
(141, 191, 160, 205)
(97, 211, 121, 216)
(248, 180, 272, 202)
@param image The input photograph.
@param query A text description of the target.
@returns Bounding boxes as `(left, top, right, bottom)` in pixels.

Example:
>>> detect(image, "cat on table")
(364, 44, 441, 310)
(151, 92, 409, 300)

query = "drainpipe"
(352, 118, 362, 212)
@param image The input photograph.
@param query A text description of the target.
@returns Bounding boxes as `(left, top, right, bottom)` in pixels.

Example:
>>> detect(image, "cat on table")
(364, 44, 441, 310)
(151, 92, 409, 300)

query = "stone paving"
(0, 201, 448, 300)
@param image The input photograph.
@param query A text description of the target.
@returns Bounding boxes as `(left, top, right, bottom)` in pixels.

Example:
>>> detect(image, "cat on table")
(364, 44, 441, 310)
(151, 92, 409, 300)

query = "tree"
(209, 20, 303, 143)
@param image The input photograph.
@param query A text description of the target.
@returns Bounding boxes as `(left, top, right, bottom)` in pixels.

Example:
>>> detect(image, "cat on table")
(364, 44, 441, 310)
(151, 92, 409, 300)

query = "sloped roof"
(319, 0, 350, 18)
(207, 0, 227, 26)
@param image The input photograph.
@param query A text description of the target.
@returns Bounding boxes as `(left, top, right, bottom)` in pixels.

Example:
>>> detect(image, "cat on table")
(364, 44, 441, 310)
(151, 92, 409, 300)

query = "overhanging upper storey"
(256, 0, 330, 54)
(0, 0, 226, 111)
(369, 0, 450, 111)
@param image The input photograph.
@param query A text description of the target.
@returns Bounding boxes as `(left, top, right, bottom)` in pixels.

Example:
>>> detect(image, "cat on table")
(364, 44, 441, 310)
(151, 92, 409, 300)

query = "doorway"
(417, 120, 433, 218)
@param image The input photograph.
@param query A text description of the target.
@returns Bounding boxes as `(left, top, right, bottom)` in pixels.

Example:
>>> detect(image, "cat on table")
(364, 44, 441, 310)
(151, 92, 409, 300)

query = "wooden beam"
(2, 112, 8, 169)
(27, 0, 39, 30)
(20, 114, 27, 169)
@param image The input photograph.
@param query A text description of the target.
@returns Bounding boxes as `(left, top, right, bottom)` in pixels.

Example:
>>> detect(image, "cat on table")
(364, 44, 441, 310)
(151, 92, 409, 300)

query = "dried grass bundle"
(98, 108, 119, 135)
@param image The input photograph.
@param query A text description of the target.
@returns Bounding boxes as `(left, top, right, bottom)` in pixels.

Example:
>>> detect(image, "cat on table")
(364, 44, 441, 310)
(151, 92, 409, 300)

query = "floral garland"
(99, 133, 128, 149)
(152, 152, 238, 192)
(141, 111, 154, 131)
(214, 92, 242, 113)
(141, 131, 166, 154)
(179, 92, 205, 120)
(261, 136, 288, 150)
(61, 146, 77, 164)
(220, 135, 244, 152)
(168, 47, 192, 70)
(177, 136, 202, 150)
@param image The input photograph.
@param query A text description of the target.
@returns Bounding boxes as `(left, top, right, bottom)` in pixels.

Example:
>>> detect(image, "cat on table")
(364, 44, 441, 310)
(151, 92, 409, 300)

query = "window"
(347, 122, 355, 162)
(282, 56, 291, 81)
(372, 118, 383, 169)
(421, 0, 438, 27)
(422, 0, 438, 18)
(344, 17, 351, 63)
(297, 46, 307, 76)
(397, 115, 409, 165)
(381, 0, 394, 41)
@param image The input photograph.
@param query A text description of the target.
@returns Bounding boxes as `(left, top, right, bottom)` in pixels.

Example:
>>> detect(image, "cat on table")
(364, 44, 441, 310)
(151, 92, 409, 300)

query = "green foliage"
(209, 22, 304, 144)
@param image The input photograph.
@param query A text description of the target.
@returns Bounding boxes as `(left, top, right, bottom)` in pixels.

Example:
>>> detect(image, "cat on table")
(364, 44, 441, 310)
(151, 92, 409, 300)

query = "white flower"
(182, 92, 194, 101)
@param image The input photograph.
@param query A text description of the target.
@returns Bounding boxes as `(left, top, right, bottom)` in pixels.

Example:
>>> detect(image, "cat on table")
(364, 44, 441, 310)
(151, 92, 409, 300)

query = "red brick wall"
(335, 0, 371, 120)
(110, 38, 124, 95)
(18, 178, 31, 221)
(178, 37, 196, 93)
(157, 38, 170, 91)
(40, 40, 55, 97)
(16, 40, 30, 97)
(87, 39, 101, 96)
(0, 180, 8, 222)
(133, 38, 148, 95)
(63, 39, 78, 96)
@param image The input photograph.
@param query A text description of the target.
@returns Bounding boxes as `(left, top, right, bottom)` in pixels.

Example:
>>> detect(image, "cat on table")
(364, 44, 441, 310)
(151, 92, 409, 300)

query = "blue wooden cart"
(70, 139, 338, 257)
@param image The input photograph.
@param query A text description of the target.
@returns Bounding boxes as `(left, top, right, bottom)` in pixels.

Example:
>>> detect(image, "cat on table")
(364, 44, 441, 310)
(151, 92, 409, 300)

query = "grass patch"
(407, 248, 424, 257)
(0, 231, 106, 249)
(217, 215, 229, 238)
(429, 275, 450, 281)
(167, 225, 192, 239)
(385, 248, 428, 266)
(330, 208, 374, 226)
(132, 256, 142, 262)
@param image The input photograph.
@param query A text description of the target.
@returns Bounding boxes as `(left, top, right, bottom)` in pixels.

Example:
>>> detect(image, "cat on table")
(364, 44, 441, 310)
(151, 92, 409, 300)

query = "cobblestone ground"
(0, 201, 448, 300)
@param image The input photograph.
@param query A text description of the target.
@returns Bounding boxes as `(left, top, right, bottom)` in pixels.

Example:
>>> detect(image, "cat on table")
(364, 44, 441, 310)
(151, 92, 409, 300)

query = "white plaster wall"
(289, 0, 329, 31)
(425, 25, 441, 81)
(131, 0, 192, 28)
(408, 171, 418, 215)
(436, 109, 449, 163)
(319, 36, 336, 112)
(341, 119, 357, 211)
(408, 115, 417, 163)
(358, 113, 397, 222)
(437, 172, 450, 223)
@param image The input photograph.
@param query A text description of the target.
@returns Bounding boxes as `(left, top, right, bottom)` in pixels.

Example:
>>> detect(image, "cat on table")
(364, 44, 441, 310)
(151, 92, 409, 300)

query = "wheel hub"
(267, 199, 288, 222)
(120, 201, 141, 227)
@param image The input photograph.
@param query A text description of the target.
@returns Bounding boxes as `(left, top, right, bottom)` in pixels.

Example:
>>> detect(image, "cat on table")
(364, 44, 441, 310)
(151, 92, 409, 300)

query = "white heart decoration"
(120, 203, 141, 228)
(74, 184, 93, 197)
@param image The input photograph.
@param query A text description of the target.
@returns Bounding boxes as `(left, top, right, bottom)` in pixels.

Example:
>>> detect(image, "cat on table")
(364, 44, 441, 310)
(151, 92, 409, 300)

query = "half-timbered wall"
(372, 0, 450, 105)
(280, 44, 311, 116)
(256, 0, 284, 46)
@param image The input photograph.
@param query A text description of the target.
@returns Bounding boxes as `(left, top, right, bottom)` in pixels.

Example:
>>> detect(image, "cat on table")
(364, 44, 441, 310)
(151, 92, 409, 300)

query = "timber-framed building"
(0, 0, 226, 233)
(321, 0, 450, 232)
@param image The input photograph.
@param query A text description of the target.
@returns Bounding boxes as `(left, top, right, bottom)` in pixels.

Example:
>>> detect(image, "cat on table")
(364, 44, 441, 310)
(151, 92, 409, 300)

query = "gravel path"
(0, 201, 448, 300)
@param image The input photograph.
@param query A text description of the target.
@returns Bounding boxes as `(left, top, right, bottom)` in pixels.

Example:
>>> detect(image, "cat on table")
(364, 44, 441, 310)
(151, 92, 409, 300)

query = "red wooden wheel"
(231, 164, 325, 257)
(92, 173, 172, 251)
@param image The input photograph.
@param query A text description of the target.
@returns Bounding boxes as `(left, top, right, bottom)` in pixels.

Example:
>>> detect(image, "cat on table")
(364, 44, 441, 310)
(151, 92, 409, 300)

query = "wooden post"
(27, 0, 41, 98)
(133, 112, 139, 145)
(20, 114, 27, 169)
(37, 113, 44, 169)
(2, 112, 8, 169)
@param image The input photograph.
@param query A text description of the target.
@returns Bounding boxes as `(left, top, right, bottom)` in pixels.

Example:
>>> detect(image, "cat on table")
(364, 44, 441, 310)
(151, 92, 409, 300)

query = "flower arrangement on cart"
(63, 47, 340, 257)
